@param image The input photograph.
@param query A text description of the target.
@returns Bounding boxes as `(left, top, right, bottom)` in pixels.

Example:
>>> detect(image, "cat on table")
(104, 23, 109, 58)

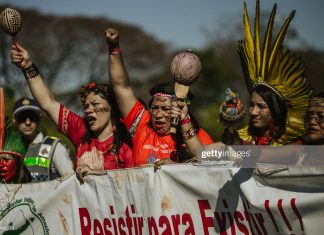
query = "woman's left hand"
(154, 158, 176, 172)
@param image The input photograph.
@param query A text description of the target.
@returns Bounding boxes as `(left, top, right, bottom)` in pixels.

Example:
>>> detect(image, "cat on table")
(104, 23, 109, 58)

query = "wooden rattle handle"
(170, 83, 189, 134)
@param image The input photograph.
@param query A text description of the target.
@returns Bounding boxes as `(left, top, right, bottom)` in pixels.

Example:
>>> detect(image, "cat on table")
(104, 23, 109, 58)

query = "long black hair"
(79, 83, 132, 166)
(248, 85, 287, 140)
(15, 158, 32, 183)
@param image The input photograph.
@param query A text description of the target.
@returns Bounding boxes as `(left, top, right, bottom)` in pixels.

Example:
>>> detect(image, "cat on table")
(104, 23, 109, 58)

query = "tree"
(0, 5, 169, 105)
(0, 4, 170, 152)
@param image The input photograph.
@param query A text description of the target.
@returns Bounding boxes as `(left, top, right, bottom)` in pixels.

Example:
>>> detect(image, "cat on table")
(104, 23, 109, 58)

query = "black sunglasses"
(16, 111, 40, 123)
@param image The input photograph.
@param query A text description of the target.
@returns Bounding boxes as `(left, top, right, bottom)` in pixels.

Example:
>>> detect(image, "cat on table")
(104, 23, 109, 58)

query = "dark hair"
(80, 83, 132, 167)
(248, 85, 287, 140)
(14, 158, 32, 183)
(148, 82, 199, 162)
(148, 82, 194, 105)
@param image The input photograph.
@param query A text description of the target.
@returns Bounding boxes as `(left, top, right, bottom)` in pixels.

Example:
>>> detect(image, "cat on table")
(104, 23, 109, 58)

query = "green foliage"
(194, 101, 223, 141)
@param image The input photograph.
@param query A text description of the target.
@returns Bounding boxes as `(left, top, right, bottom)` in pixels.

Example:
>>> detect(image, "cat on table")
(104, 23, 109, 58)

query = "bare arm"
(172, 100, 204, 157)
(11, 44, 61, 125)
(181, 124, 204, 157)
(105, 28, 137, 118)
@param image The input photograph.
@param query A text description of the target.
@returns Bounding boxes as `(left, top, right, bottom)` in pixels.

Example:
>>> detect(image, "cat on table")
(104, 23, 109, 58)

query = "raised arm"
(105, 28, 137, 118)
(11, 44, 61, 125)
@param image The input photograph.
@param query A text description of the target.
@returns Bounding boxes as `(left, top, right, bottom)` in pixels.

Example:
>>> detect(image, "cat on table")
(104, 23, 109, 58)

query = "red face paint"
(0, 154, 16, 182)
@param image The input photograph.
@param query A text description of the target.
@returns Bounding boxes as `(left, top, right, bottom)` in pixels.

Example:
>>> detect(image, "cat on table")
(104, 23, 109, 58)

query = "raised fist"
(105, 28, 119, 48)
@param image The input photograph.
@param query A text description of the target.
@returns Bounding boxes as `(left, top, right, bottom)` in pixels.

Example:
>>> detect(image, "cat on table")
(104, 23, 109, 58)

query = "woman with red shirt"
(11, 45, 133, 182)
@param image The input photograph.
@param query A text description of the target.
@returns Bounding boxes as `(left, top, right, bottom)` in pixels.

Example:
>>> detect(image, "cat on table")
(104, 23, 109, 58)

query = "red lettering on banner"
(264, 199, 279, 232)
(254, 213, 267, 235)
(79, 208, 92, 235)
(214, 211, 227, 234)
(159, 215, 172, 235)
(278, 199, 293, 233)
(291, 198, 305, 235)
(94, 219, 104, 235)
(103, 218, 113, 235)
(148, 217, 158, 235)
(182, 213, 195, 235)
(234, 211, 249, 235)
(242, 201, 255, 234)
(79, 205, 144, 235)
(223, 199, 235, 235)
(137, 217, 144, 235)
(264, 198, 305, 234)
(109, 206, 118, 235)
(198, 199, 271, 235)
(246, 200, 262, 235)
(125, 207, 133, 235)
(147, 213, 195, 234)
(171, 214, 180, 235)
(118, 217, 127, 235)
(198, 200, 214, 235)
(77, 198, 304, 235)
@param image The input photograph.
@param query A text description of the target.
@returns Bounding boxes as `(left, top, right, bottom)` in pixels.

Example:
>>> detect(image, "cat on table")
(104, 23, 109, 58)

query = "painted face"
(304, 105, 324, 144)
(0, 154, 16, 182)
(249, 91, 272, 130)
(16, 110, 40, 139)
(150, 95, 172, 136)
(83, 92, 112, 134)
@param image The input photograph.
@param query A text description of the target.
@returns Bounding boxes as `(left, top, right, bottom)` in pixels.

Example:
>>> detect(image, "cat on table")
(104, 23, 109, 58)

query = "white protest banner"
(1, 164, 324, 234)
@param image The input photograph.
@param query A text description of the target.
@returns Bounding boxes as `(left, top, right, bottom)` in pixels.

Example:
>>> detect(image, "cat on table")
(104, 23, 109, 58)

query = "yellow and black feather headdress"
(238, 0, 314, 145)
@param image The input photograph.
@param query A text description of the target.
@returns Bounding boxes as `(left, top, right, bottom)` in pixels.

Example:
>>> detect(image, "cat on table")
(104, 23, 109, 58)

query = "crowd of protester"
(1, 1, 323, 185)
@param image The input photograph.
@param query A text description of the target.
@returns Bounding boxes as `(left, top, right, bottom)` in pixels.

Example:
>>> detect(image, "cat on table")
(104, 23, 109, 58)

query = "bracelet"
(109, 47, 122, 55)
(182, 126, 196, 141)
(181, 123, 193, 133)
(180, 115, 191, 126)
(22, 63, 39, 80)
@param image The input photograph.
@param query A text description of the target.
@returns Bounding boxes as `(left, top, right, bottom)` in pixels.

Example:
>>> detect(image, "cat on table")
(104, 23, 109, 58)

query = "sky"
(0, 0, 324, 50)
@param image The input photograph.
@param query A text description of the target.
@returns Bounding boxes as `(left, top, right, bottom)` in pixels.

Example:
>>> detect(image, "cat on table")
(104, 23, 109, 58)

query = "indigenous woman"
(240, 85, 288, 145)
(234, 0, 314, 146)
(295, 93, 324, 145)
(105, 28, 213, 167)
(10, 44, 133, 181)
(0, 131, 31, 184)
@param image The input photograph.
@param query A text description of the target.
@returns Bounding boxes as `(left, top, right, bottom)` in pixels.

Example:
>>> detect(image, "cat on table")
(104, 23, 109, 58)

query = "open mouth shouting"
(87, 115, 97, 126)
(154, 121, 165, 130)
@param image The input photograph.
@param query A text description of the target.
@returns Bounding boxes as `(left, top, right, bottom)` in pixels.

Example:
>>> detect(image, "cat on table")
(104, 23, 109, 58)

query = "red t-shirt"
(58, 105, 133, 170)
(122, 101, 213, 166)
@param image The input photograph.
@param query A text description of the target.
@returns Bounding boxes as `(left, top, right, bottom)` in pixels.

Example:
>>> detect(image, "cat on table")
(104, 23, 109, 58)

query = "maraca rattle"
(170, 49, 201, 133)
(0, 8, 22, 46)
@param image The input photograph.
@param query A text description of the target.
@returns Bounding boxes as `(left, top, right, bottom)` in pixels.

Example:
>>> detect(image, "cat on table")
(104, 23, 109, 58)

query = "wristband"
(22, 63, 39, 80)
(109, 47, 122, 55)
(181, 123, 193, 133)
(182, 126, 196, 141)
(180, 116, 191, 126)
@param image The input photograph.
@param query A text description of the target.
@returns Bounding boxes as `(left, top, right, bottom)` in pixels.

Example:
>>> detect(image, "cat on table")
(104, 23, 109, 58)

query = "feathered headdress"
(238, 0, 314, 145)
(0, 87, 26, 157)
